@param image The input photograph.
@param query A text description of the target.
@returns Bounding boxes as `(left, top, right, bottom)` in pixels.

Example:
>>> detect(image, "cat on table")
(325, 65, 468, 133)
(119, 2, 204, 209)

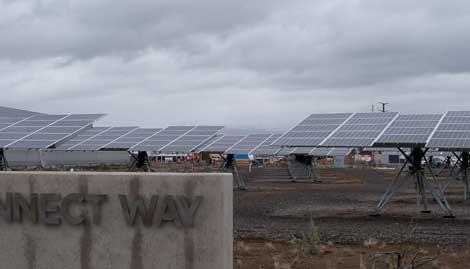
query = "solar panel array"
(329, 148, 354, 156)
(1, 114, 103, 149)
(276, 147, 296, 156)
(276, 112, 470, 151)
(0, 116, 28, 147)
(426, 111, 470, 150)
(273, 113, 353, 147)
(277, 147, 353, 157)
(103, 128, 163, 149)
(199, 135, 244, 153)
(59, 127, 138, 150)
(289, 147, 316, 155)
(225, 134, 272, 154)
(309, 147, 333, 156)
(374, 114, 443, 147)
(322, 112, 398, 147)
(130, 126, 195, 152)
(364, 147, 400, 153)
(250, 134, 282, 155)
(6, 110, 470, 154)
(0, 107, 39, 118)
(159, 126, 223, 153)
(0, 116, 24, 131)
(56, 127, 110, 150)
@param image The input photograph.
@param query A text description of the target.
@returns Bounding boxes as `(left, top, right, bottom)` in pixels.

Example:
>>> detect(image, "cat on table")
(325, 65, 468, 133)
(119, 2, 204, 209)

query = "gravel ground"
(234, 167, 470, 246)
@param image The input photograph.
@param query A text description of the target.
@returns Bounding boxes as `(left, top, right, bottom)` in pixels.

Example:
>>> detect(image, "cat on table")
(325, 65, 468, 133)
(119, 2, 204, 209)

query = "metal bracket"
(372, 147, 453, 217)
(128, 151, 153, 172)
(223, 154, 246, 191)
(0, 149, 9, 171)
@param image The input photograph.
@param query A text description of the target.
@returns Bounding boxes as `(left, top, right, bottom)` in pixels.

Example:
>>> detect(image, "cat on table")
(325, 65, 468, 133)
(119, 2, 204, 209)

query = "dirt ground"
(234, 239, 470, 269)
(234, 166, 470, 268)
(235, 167, 470, 244)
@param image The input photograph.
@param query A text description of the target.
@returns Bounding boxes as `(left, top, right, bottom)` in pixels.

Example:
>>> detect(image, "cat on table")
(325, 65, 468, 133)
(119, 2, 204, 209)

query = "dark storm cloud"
(0, 0, 280, 60)
(191, 0, 470, 88)
(1, 0, 470, 130)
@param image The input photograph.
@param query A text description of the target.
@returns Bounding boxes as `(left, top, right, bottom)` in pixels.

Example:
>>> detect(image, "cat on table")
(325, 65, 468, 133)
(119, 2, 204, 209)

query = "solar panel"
(55, 127, 110, 150)
(273, 113, 353, 147)
(328, 148, 354, 156)
(373, 114, 442, 147)
(309, 148, 332, 156)
(225, 134, 272, 154)
(130, 126, 196, 152)
(250, 134, 282, 155)
(0, 116, 36, 147)
(0, 116, 27, 125)
(102, 128, 163, 150)
(426, 111, 470, 150)
(276, 147, 296, 156)
(363, 147, 399, 153)
(60, 127, 138, 151)
(198, 135, 245, 153)
(287, 147, 315, 155)
(321, 112, 398, 147)
(285, 147, 353, 156)
(2, 114, 103, 149)
(0, 107, 40, 118)
(0, 116, 29, 133)
(159, 126, 224, 153)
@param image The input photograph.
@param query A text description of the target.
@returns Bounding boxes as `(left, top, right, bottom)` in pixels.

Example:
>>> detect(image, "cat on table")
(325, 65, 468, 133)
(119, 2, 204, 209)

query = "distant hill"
(0, 106, 41, 117)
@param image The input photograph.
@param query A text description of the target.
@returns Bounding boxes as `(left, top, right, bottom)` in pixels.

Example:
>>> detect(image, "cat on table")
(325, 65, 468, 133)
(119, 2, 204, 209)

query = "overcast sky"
(1, 0, 470, 132)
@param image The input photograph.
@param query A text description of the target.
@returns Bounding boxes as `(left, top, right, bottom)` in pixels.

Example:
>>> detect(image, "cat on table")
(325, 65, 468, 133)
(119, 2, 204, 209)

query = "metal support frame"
(306, 157, 318, 181)
(449, 152, 463, 181)
(450, 151, 470, 200)
(39, 149, 47, 168)
(458, 152, 470, 200)
(430, 155, 453, 178)
(287, 155, 318, 182)
(128, 151, 153, 172)
(439, 151, 470, 200)
(372, 147, 453, 217)
(0, 149, 9, 171)
(461, 152, 470, 200)
(223, 154, 246, 191)
(287, 158, 295, 180)
(448, 152, 470, 200)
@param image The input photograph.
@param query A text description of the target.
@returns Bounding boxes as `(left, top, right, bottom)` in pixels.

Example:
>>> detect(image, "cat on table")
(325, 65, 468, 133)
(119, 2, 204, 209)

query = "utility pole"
(378, 102, 389, 113)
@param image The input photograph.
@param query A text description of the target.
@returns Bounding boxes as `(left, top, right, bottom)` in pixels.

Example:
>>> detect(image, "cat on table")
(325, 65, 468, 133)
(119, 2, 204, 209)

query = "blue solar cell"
(199, 135, 245, 153)
(2, 114, 102, 149)
(225, 134, 272, 154)
(374, 114, 442, 147)
(322, 112, 398, 147)
(159, 126, 223, 153)
(426, 111, 470, 150)
(273, 113, 353, 147)
(290, 147, 315, 155)
(65, 127, 138, 150)
(309, 148, 331, 156)
(250, 134, 282, 155)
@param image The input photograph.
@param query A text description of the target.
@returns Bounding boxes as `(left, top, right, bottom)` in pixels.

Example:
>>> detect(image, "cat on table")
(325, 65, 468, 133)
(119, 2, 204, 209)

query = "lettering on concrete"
(0, 193, 202, 228)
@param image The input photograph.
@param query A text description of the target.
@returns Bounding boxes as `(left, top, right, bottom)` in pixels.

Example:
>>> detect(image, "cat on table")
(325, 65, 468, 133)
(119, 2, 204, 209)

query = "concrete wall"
(5, 150, 130, 167)
(0, 172, 233, 269)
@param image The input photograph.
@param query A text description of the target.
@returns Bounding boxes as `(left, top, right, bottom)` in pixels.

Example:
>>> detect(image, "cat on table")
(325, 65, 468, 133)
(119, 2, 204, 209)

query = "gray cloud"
(1, 0, 470, 130)
(0, 0, 279, 60)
